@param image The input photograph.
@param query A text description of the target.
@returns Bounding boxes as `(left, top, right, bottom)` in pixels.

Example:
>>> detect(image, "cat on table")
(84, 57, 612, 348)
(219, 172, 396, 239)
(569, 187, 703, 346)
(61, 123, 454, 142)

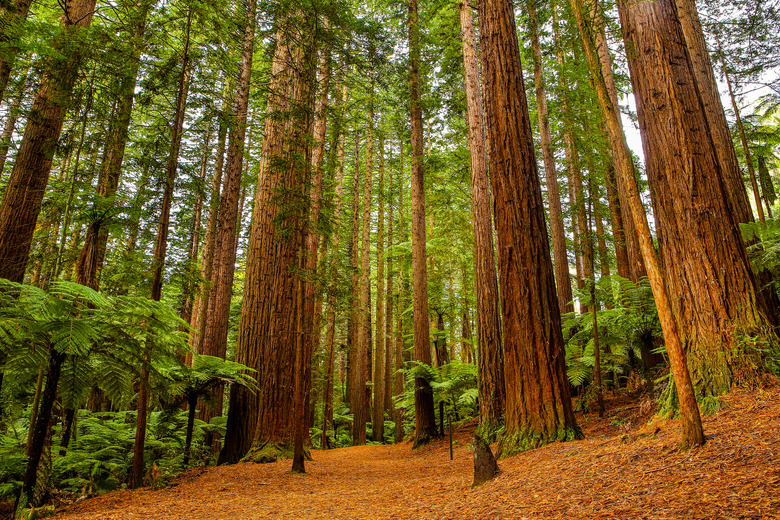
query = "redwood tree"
(478, 0, 581, 455)
(0, 0, 97, 284)
(617, 0, 778, 398)
(409, 0, 437, 448)
(459, 0, 505, 435)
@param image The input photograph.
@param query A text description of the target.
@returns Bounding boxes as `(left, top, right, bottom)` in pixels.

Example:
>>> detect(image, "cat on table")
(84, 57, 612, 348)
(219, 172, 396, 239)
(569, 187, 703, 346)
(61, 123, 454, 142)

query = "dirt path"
(54, 386, 780, 519)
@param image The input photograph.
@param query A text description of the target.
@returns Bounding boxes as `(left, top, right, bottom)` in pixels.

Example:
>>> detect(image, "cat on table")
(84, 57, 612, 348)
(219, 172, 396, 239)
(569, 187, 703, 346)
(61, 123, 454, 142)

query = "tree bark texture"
(0, 0, 97, 284)
(479, 0, 580, 455)
(409, 0, 438, 448)
(459, 0, 505, 433)
(352, 108, 373, 446)
(321, 86, 347, 448)
(569, 0, 704, 449)
(221, 13, 316, 463)
(190, 83, 232, 357)
(617, 0, 776, 399)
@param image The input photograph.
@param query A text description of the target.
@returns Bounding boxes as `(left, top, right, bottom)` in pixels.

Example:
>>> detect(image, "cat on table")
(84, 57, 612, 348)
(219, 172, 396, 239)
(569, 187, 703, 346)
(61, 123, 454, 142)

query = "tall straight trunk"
(321, 85, 347, 448)
(675, 0, 754, 225)
(0, 0, 97, 284)
(75, 0, 152, 290)
(459, 0, 505, 434)
(302, 42, 331, 446)
(583, 0, 646, 282)
(409, 0, 437, 448)
(394, 137, 407, 445)
(0, 0, 32, 106)
(373, 135, 386, 443)
(198, 0, 257, 431)
(130, 10, 191, 489)
(725, 68, 763, 223)
(384, 154, 395, 417)
(479, 0, 581, 456)
(0, 62, 30, 178)
(526, 0, 573, 315)
(345, 129, 361, 410)
(221, 12, 316, 463)
(352, 109, 373, 446)
(570, 0, 704, 448)
(551, 6, 588, 301)
(618, 0, 777, 399)
(190, 83, 232, 356)
(150, 9, 192, 301)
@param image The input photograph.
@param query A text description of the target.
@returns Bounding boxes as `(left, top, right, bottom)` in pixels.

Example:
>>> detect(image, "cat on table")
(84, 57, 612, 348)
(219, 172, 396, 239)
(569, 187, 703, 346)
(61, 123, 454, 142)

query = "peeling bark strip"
(0, 0, 97, 283)
(478, 0, 580, 455)
(617, 0, 777, 398)
(459, 0, 505, 433)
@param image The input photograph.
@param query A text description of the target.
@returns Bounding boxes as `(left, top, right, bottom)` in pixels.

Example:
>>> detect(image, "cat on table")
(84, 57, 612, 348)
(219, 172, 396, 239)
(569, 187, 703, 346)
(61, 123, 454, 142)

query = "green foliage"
(564, 276, 662, 391)
(395, 360, 478, 437)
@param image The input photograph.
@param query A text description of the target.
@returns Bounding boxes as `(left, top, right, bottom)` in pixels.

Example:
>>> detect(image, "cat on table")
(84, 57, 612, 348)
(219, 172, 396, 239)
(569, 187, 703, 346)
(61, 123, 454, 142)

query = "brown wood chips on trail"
(52, 386, 780, 519)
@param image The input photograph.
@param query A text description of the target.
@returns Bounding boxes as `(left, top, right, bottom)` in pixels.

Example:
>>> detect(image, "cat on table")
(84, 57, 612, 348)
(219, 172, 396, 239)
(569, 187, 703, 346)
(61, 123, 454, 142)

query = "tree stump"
(472, 433, 499, 487)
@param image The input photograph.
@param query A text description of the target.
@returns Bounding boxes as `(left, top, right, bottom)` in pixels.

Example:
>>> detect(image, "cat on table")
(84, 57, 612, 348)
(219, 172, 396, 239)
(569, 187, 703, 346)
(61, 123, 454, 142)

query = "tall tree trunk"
(675, 0, 754, 225)
(409, 0, 437, 448)
(582, 0, 647, 282)
(551, 5, 589, 303)
(526, 0, 573, 315)
(0, 0, 32, 106)
(321, 84, 347, 449)
(130, 9, 191, 489)
(301, 42, 331, 450)
(221, 12, 316, 463)
(0, 0, 97, 284)
(384, 151, 395, 420)
(345, 129, 361, 410)
(198, 0, 257, 432)
(352, 107, 373, 446)
(459, 0, 505, 435)
(569, 0, 704, 448)
(478, 0, 581, 456)
(75, 0, 152, 290)
(190, 82, 232, 357)
(394, 137, 407, 445)
(373, 135, 386, 443)
(617, 0, 777, 399)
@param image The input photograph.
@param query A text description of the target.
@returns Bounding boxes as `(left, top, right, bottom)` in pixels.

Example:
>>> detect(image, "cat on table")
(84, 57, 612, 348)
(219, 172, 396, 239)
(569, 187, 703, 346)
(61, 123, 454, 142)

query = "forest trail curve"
(54, 386, 780, 519)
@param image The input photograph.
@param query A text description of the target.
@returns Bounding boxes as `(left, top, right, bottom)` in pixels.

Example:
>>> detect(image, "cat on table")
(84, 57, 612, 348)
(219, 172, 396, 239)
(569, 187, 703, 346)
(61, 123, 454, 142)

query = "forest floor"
(30, 383, 780, 519)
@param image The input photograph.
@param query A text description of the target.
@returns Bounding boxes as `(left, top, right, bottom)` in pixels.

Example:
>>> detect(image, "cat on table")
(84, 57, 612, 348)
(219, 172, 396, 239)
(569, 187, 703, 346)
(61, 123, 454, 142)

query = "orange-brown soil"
(48, 385, 780, 519)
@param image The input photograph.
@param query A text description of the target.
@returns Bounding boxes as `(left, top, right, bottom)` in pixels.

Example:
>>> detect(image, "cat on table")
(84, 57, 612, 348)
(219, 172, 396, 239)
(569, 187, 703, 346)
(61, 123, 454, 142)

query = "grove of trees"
(0, 0, 779, 515)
